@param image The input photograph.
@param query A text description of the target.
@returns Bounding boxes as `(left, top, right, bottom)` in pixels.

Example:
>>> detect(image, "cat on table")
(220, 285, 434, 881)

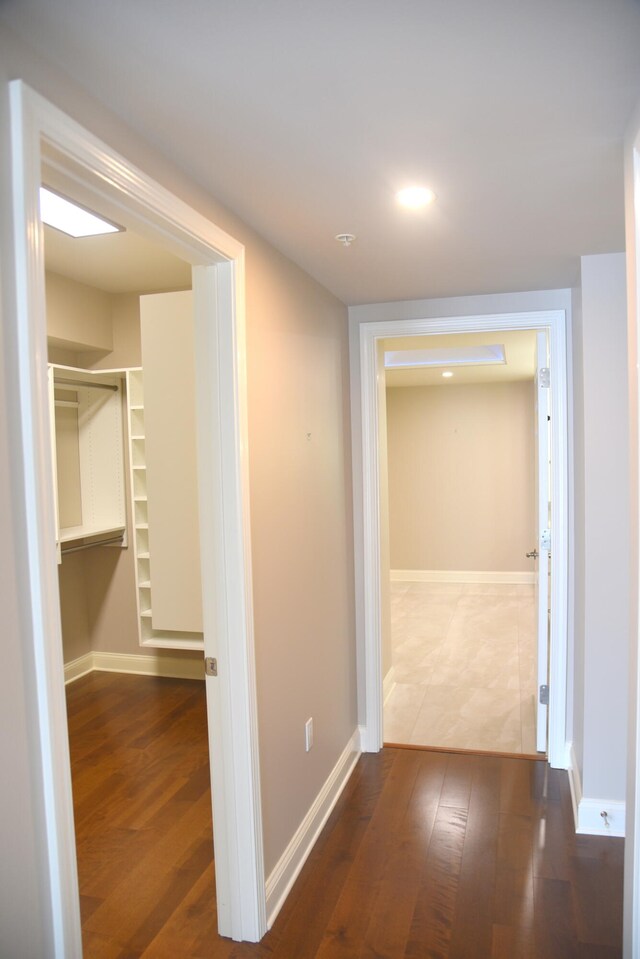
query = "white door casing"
(534, 330, 551, 753)
(351, 309, 569, 769)
(8, 80, 266, 955)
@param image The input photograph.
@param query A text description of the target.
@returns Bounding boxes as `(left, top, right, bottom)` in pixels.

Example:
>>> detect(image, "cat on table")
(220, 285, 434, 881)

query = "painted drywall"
(57, 554, 92, 662)
(576, 253, 629, 804)
(45, 269, 112, 353)
(87, 293, 142, 370)
(386, 380, 535, 573)
(246, 240, 355, 872)
(624, 102, 640, 959)
(0, 24, 357, 950)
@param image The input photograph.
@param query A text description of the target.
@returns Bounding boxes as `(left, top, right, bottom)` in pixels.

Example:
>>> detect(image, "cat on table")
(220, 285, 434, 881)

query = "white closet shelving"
(49, 364, 127, 559)
(126, 368, 203, 651)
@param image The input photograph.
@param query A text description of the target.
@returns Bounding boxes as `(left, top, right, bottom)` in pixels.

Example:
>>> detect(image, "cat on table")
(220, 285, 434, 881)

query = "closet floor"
(384, 581, 539, 754)
(66, 671, 218, 957)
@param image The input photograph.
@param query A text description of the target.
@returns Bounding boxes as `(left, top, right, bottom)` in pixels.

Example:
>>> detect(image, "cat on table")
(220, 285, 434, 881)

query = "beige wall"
(87, 293, 142, 369)
(45, 269, 112, 353)
(386, 380, 535, 572)
(246, 240, 355, 871)
(625, 104, 640, 959)
(0, 25, 357, 949)
(576, 252, 629, 804)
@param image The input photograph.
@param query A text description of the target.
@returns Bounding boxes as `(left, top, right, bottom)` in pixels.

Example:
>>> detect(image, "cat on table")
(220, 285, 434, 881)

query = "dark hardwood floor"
(67, 672, 624, 958)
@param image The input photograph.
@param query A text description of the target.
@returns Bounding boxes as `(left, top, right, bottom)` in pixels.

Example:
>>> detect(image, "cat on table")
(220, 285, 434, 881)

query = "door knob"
(526, 549, 539, 559)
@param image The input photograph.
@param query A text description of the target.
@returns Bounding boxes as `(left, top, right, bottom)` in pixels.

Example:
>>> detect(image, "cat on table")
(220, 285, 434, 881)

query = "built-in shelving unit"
(126, 368, 203, 651)
(49, 364, 127, 560)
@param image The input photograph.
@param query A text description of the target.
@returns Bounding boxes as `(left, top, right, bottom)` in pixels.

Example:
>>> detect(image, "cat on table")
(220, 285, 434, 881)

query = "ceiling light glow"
(396, 186, 435, 210)
(39, 187, 123, 237)
(442, 371, 453, 378)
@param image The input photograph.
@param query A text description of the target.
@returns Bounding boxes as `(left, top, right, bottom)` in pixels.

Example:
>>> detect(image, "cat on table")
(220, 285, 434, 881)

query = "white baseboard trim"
(63, 652, 94, 685)
(64, 650, 204, 684)
(390, 569, 535, 584)
(567, 742, 625, 837)
(383, 666, 396, 705)
(265, 727, 361, 928)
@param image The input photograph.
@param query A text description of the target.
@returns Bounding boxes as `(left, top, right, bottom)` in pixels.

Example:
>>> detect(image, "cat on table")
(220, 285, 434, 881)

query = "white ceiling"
(383, 330, 537, 387)
(4, 0, 640, 305)
(41, 158, 192, 293)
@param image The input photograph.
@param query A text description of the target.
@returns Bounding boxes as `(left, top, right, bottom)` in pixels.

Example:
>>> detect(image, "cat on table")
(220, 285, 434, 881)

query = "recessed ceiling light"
(396, 186, 436, 210)
(39, 186, 124, 237)
(442, 371, 453, 378)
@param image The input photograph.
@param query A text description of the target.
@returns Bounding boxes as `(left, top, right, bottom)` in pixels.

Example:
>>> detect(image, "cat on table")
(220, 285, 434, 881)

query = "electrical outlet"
(305, 717, 313, 752)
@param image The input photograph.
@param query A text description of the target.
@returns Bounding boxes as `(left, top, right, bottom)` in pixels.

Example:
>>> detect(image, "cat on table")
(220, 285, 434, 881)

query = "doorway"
(379, 329, 543, 756)
(9, 81, 266, 952)
(350, 308, 569, 770)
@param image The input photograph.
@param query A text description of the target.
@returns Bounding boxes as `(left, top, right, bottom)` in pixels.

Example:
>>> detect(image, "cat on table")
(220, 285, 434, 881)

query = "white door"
(533, 331, 551, 753)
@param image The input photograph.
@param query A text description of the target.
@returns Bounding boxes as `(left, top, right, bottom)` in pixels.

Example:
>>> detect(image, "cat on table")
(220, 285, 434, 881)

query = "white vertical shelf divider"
(126, 368, 204, 651)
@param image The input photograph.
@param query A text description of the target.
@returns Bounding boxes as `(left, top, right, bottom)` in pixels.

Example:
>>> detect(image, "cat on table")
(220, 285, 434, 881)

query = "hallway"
(67, 673, 621, 958)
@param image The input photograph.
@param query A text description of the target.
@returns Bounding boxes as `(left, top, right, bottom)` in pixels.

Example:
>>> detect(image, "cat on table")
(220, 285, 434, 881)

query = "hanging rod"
(60, 533, 124, 555)
(55, 377, 118, 392)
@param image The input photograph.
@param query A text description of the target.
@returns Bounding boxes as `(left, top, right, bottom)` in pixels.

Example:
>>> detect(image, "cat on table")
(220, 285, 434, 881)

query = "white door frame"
(8, 80, 266, 955)
(351, 309, 569, 769)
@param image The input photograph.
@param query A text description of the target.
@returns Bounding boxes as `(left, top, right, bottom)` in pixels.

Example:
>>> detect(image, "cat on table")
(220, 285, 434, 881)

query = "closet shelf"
(130, 404, 144, 411)
(132, 465, 146, 471)
(131, 434, 145, 441)
(140, 609, 153, 618)
(135, 523, 149, 530)
(137, 551, 150, 559)
(59, 523, 126, 544)
(134, 496, 147, 503)
(139, 581, 151, 589)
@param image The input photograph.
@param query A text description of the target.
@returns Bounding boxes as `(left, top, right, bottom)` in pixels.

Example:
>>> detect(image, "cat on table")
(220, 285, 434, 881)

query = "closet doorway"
(9, 82, 265, 954)
(379, 330, 545, 757)
(43, 181, 217, 951)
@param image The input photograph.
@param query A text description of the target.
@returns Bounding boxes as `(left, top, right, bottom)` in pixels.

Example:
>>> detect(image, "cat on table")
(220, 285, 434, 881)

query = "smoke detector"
(335, 233, 356, 247)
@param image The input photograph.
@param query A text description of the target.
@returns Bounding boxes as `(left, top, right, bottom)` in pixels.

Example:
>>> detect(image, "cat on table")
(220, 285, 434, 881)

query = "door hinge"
(204, 657, 218, 677)
(539, 684, 549, 706)
(540, 367, 550, 388)
(541, 528, 551, 550)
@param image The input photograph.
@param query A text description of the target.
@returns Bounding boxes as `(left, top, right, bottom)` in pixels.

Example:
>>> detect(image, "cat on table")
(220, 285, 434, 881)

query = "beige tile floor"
(384, 581, 539, 754)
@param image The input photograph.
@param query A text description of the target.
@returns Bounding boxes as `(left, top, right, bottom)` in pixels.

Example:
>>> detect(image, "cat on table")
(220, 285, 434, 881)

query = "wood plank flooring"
(67, 672, 624, 958)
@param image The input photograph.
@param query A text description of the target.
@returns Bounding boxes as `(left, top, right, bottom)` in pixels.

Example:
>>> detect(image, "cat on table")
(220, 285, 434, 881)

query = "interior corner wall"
(0, 23, 357, 940)
(386, 380, 535, 574)
(86, 293, 142, 370)
(577, 252, 629, 804)
(45, 269, 112, 353)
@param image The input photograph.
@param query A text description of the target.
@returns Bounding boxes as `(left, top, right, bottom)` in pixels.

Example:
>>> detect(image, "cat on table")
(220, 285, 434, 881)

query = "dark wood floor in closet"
(67, 672, 624, 958)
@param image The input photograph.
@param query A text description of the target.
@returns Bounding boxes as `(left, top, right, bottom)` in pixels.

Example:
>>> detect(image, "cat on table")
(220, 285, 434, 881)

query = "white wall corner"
(383, 666, 396, 705)
(568, 742, 625, 837)
(265, 728, 362, 929)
